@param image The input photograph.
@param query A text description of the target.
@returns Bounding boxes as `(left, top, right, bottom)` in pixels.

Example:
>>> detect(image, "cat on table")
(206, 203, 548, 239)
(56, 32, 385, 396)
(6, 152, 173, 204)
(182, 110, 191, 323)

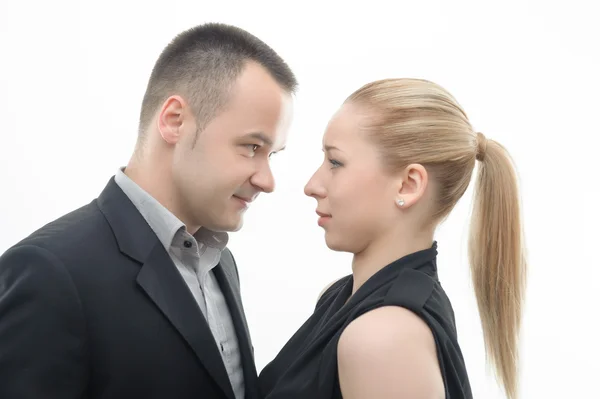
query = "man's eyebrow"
(243, 132, 273, 147)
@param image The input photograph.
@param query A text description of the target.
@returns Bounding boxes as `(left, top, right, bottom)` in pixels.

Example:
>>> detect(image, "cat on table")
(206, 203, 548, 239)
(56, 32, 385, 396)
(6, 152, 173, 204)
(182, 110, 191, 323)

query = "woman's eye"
(329, 159, 342, 168)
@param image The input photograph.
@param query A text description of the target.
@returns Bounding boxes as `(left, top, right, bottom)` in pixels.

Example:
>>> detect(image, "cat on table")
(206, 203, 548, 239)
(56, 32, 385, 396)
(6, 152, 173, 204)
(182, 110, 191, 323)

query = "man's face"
(168, 62, 293, 232)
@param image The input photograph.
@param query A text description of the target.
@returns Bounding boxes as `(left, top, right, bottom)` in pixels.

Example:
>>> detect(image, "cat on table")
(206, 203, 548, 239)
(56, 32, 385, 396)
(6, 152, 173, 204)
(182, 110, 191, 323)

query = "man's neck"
(123, 160, 199, 233)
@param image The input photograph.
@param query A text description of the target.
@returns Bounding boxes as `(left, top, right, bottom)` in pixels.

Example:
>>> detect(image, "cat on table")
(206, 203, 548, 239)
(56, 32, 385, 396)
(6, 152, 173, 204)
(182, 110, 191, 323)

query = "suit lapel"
(97, 177, 235, 399)
(137, 243, 235, 399)
(213, 261, 258, 399)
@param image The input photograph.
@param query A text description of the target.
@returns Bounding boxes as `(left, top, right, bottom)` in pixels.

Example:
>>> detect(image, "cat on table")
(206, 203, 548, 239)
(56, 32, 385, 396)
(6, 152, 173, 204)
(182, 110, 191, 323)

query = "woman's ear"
(394, 164, 428, 209)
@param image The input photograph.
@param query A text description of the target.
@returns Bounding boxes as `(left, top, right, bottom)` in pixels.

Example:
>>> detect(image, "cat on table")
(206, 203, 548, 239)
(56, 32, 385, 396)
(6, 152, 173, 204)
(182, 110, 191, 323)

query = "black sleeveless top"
(258, 242, 473, 399)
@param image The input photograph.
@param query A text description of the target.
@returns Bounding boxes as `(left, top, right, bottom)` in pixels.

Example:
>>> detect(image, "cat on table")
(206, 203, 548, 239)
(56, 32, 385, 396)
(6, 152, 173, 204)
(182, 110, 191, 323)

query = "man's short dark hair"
(138, 22, 298, 136)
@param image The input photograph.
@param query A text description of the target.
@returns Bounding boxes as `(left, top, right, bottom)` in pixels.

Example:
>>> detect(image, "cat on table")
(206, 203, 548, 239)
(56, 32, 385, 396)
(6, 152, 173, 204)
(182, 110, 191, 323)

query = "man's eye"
(245, 144, 260, 156)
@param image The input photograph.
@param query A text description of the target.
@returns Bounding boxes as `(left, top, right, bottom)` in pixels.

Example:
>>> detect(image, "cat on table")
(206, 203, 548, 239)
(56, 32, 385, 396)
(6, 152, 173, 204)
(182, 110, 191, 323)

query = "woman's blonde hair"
(347, 78, 527, 399)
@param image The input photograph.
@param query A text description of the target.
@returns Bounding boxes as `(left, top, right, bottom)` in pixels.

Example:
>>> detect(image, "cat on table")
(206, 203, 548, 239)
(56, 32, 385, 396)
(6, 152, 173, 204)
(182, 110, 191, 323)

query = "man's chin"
(228, 219, 244, 232)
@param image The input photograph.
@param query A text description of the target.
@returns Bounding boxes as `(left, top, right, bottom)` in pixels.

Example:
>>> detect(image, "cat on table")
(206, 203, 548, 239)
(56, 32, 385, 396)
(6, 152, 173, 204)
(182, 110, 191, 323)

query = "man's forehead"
(272, 93, 293, 150)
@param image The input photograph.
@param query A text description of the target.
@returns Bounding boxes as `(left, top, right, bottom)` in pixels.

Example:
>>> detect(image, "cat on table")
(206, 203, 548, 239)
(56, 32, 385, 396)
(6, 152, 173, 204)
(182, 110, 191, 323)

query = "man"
(0, 23, 296, 399)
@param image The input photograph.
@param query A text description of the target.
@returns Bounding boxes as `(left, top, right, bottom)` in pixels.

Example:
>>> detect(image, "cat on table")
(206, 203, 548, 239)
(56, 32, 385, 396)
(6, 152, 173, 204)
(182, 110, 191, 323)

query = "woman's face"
(304, 104, 402, 254)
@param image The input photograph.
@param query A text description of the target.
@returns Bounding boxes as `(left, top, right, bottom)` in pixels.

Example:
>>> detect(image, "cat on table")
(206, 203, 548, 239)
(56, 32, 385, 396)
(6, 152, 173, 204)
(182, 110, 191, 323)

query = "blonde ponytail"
(469, 135, 527, 399)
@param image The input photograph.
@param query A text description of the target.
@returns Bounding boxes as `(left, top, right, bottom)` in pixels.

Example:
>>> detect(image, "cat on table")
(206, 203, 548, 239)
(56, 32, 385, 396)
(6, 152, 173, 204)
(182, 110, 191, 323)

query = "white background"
(1, 0, 599, 397)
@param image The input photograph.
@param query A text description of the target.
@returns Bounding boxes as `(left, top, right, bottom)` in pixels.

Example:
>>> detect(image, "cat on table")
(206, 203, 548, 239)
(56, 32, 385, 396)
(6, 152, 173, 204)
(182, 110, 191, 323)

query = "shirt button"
(183, 240, 193, 248)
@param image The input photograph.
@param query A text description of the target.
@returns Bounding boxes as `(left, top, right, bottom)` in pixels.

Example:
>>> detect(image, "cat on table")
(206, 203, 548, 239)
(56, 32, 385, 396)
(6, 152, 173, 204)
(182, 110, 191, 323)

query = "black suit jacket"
(0, 177, 258, 399)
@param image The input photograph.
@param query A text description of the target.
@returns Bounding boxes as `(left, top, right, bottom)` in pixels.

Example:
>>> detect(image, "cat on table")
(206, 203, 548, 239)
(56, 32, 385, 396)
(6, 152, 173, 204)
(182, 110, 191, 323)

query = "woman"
(258, 78, 526, 399)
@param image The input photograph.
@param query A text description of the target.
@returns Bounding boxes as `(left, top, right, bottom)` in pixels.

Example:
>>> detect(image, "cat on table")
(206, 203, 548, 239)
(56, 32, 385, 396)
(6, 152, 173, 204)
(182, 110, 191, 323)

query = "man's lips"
(233, 195, 253, 203)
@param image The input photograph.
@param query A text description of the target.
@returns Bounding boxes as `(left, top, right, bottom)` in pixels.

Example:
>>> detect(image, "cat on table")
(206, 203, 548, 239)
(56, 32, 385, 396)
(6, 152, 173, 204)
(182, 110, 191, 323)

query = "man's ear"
(157, 95, 187, 144)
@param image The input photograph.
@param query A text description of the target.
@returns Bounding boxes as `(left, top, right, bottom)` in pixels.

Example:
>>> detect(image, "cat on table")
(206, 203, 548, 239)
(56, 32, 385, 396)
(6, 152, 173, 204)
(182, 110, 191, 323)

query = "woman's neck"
(350, 229, 434, 295)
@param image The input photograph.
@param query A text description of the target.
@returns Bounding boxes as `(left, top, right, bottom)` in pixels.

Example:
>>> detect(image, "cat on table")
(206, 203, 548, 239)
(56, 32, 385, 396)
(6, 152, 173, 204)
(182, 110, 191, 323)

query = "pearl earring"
(396, 198, 405, 207)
